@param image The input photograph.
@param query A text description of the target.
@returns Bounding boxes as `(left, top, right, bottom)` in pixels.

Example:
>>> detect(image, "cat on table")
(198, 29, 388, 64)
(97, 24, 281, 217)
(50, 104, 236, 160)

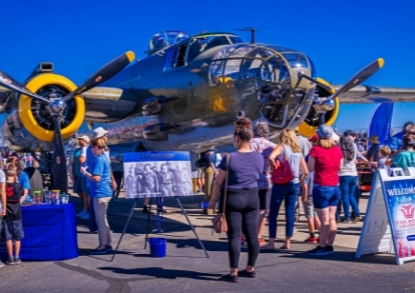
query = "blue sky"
(1, 0, 414, 131)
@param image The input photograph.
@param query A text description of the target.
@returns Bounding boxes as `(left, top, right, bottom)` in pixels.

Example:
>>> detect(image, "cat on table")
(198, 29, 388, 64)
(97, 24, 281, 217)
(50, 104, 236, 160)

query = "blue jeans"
(340, 176, 360, 220)
(268, 182, 300, 238)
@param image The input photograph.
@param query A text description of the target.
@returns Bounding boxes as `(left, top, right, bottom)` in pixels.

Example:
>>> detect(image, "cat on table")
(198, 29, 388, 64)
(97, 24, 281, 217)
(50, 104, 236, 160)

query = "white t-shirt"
(80, 146, 87, 158)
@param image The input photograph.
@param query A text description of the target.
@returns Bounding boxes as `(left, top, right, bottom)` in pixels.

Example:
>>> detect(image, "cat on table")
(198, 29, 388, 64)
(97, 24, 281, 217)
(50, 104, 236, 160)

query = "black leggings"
(221, 187, 259, 269)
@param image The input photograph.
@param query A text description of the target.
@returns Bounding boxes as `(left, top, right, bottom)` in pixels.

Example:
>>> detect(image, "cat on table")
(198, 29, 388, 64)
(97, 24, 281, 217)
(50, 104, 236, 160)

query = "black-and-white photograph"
(123, 160, 193, 198)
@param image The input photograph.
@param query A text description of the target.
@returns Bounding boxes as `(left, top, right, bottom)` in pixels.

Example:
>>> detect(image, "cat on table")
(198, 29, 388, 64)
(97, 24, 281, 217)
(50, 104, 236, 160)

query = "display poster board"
(123, 151, 193, 199)
(356, 167, 415, 265)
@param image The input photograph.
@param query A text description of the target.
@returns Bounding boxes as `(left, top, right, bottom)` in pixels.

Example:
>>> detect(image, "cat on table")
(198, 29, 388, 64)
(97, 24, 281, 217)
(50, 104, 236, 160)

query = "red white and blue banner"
(356, 168, 415, 265)
(384, 179, 415, 259)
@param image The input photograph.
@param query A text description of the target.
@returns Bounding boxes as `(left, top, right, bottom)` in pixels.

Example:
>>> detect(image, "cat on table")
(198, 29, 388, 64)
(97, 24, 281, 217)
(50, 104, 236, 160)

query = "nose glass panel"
(208, 44, 314, 129)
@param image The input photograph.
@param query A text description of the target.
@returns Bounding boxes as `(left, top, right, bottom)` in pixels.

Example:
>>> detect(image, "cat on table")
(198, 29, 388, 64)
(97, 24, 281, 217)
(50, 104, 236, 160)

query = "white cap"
(77, 135, 90, 143)
(93, 127, 109, 139)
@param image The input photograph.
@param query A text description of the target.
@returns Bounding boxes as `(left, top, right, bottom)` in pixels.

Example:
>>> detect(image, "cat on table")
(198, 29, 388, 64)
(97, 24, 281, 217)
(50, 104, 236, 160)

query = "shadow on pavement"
(99, 266, 222, 281)
(167, 238, 228, 252)
(270, 249, 397, 265)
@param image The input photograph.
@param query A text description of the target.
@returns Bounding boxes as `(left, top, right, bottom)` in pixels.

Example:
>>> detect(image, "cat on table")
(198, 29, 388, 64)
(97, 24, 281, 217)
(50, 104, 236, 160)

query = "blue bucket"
(148, 238, 166, 258)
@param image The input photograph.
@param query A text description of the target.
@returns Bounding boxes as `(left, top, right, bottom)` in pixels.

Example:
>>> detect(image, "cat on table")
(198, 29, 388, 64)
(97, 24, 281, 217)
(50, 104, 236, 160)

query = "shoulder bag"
(212, 154, 230, 233)
(271, 145, 294, 185)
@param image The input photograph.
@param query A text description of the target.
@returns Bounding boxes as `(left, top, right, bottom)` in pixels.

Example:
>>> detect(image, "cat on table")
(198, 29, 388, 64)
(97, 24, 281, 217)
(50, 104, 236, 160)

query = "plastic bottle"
(198, 202, 218, 209)
(198, 202, 209, 209)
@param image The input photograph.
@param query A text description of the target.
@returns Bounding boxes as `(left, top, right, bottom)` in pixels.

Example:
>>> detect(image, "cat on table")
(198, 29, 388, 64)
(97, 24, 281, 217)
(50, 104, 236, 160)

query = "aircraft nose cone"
(51, 99, 65, 113)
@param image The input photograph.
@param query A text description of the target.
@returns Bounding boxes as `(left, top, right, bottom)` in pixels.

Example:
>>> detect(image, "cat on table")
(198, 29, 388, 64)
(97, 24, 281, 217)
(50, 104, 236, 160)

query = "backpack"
(271, 146, 294, 185)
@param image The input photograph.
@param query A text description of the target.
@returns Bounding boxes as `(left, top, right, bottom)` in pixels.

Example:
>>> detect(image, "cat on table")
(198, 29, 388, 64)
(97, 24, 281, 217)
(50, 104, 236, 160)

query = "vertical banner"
(384, 179, 415, 260)
(368, 103, 394, 145)
(123, 151, 194, 198)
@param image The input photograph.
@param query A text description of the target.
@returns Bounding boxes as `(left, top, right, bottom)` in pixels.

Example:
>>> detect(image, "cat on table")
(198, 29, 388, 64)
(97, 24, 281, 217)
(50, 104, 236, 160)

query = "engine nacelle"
(2, 73, 85, 152)
(297, 78, 340, 137)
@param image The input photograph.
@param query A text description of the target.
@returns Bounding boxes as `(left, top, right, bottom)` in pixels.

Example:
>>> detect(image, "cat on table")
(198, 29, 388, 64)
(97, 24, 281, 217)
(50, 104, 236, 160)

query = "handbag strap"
(222, 154, 230, 215)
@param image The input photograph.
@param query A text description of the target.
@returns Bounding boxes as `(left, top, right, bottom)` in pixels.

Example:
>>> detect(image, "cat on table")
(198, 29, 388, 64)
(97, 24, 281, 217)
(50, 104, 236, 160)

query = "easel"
(111, 196, 209, 261)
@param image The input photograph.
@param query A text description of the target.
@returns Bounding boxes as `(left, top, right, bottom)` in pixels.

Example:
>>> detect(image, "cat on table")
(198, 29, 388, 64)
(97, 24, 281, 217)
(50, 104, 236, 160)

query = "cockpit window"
(187, 36, 230, 63)
(282, 53, 308, 68)
(229, 36, 243, 44)
(148, 30, 190, 56)
(186, 34, 242, 63)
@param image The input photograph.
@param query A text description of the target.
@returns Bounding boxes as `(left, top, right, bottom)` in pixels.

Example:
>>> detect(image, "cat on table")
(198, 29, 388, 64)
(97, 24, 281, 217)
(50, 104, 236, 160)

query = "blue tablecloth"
(0, 203, 79, 261)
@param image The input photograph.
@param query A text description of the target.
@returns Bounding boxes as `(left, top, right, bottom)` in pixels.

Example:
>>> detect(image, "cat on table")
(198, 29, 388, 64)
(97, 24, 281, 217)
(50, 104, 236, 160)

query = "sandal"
(238, 269, 257, 278)
(279, 245, 289, 250)
(260, 243, 275, 250)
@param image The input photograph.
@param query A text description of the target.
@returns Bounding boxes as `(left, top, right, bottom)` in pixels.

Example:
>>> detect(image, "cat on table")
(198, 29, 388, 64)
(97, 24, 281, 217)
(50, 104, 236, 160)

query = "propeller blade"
(328, 58, 384, 101)
(63, 51, 135, 103)
(0, 71, 49, 104)
(51, 115, 68, 194)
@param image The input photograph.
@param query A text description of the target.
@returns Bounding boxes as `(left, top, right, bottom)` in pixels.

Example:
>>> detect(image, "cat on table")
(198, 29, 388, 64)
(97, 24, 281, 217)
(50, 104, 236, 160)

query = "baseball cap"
(78, 135, 90, 143)
(317, 125, 334, 139)
(344, 130, 356, 137)
(309, 134, 318, 143)
(93, 127, 109, 139)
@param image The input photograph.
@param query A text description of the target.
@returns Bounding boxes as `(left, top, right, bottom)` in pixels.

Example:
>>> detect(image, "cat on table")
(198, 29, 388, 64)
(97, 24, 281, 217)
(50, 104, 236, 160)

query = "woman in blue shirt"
(81, 138, 113, 255)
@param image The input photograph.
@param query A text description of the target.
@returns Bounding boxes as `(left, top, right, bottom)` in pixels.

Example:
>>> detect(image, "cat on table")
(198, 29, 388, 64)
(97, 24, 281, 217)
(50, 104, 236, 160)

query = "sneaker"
(80, 212, 89, 220)
(304, 237, 318, 244)
(76, 210, 87, 217)
(326, 245, 335, 254)
(219, 274, 239, 283)
(142, 206, 149, 213)
(353, 215, 364, 222)
(340, 218, 355, 224)
(14, 258, 21, 264)
(5, 258, 15, 265)
(238, 269, 257, 278)
(307, 246, 331, 256)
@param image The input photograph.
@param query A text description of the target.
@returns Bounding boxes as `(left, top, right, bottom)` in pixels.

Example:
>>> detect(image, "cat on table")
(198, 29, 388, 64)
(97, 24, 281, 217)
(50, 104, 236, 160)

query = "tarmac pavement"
(1, 191, 415, 293)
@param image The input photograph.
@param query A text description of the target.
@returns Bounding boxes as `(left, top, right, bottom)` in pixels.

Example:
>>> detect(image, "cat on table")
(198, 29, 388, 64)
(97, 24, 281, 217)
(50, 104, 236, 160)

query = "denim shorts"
(1, 219, 24, 240)
(312, 185, 341, 209)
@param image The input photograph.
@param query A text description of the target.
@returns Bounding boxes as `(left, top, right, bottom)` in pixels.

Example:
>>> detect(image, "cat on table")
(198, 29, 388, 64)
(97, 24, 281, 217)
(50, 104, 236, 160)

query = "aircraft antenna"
(233, 27, 263, 44)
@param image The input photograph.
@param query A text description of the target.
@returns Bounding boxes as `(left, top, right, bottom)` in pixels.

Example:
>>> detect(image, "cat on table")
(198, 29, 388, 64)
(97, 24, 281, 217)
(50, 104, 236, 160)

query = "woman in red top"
(307, 125, 343, 256)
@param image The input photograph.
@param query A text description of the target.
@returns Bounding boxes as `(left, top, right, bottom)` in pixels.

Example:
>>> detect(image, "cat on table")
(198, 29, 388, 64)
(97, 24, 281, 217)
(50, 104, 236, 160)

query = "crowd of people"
(207, 118, 415, 282)
(1, 117, 414, 273)
(0, 127, 118, 267)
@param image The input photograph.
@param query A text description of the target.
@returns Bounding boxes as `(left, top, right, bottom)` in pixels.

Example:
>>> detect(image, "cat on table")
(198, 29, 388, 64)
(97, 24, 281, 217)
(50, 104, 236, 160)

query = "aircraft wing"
(334, 85, 415, 104)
